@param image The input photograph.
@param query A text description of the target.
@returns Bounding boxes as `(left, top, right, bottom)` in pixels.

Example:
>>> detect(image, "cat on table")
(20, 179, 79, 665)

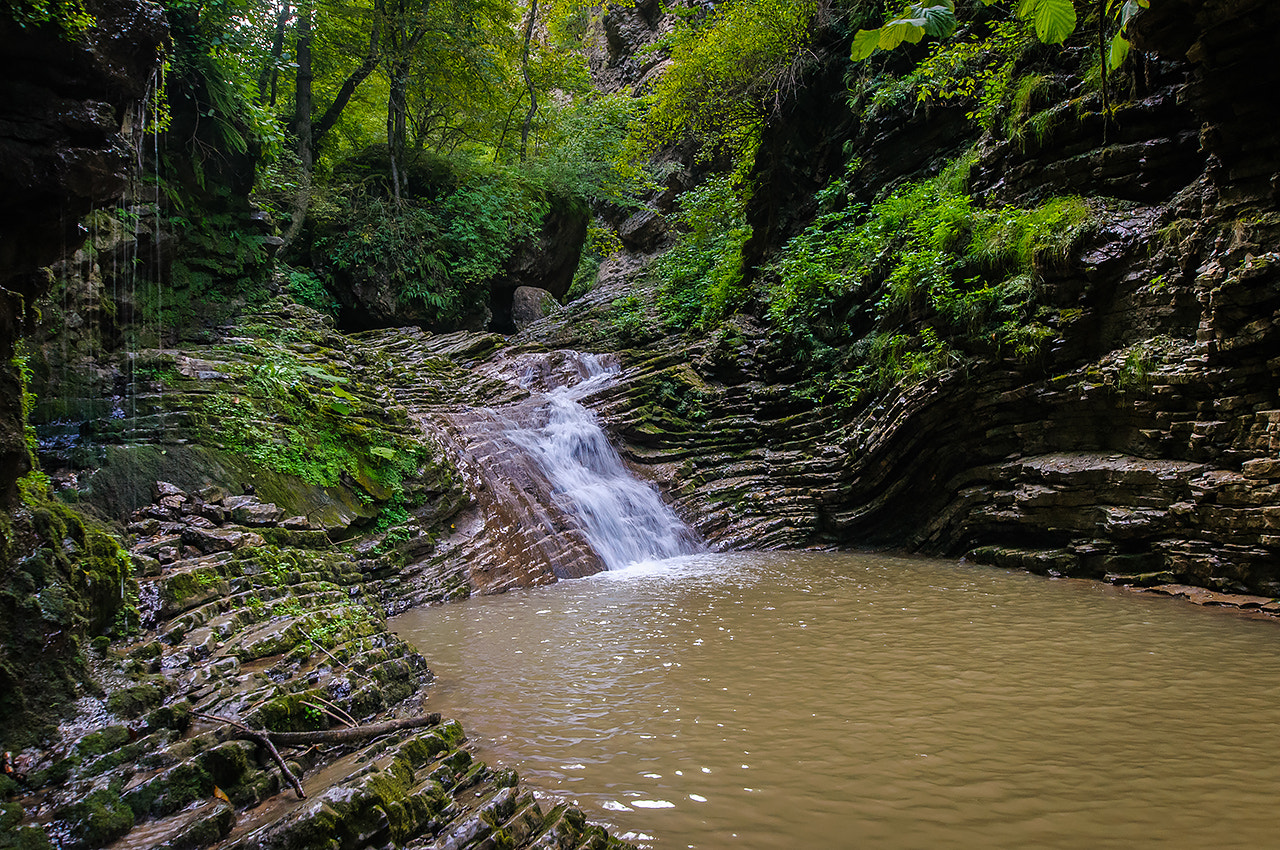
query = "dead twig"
(301, 700, 353, 728)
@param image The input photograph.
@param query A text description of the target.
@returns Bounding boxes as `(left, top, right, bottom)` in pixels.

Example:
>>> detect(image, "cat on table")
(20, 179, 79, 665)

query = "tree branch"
(192, 711, 306, 799)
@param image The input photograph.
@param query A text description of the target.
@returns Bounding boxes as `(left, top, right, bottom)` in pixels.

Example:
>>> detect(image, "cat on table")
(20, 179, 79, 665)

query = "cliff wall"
(555, 0, 1280, 597)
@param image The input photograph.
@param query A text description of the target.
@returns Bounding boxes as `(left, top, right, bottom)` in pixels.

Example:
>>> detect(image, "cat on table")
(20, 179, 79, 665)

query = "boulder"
(222, 495, 284, 526)
(619, 209, 668, 252)
(181, 526, 266, 554)
(490, 203, 589, 332)
(510, 287, 561, 331)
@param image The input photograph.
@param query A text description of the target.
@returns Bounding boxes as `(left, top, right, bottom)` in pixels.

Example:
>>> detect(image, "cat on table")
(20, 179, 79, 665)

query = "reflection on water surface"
(391, 551, 1280, 849)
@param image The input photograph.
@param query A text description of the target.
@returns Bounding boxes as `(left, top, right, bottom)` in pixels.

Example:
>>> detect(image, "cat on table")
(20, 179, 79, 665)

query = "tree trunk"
(519, 0, 539, 161)
(258, 2, 291, 107)
(388, 58, 409, 203)
(314, 0, 383, 144)
(283, 0, 314, 248)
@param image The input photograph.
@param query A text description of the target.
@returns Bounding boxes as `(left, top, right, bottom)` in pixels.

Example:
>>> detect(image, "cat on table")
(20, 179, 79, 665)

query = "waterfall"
(505, 353, 701, 570)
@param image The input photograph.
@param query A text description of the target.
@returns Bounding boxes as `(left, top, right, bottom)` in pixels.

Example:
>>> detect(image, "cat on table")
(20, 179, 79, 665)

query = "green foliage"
(907, 18, 1034, 131)
(313, 152, 550, 326)
(854, 0, 1075, 62)
(763, 159, 1092, 404)
(2, 0, 93, 36)
(193, 329, 443, 503)
(653, 176, 752, 331)
(852, 1, 958, 61)
(525, 94, 649, 205)
(608, 295, 656, 343)
(1014, 0, 1076, 44)
(644, 0, 823, 162)
(285, 266, 338, 314)
(568, 219, 623, 301)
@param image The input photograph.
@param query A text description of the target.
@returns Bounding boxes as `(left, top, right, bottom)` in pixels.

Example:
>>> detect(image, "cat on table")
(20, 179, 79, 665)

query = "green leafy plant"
(313, 153, 552, 328)
(653, 175, 752, 331)
(3, 0, 94, 36)
(763, 158, 1093, 404)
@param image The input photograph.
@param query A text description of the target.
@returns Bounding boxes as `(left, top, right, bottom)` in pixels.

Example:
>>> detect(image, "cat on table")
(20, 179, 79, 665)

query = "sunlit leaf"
(1107, 30, 1130, 70)
(1018, 0, 1077, 45)
(878, 18, 927, 51)
(851, 27, 882, 61)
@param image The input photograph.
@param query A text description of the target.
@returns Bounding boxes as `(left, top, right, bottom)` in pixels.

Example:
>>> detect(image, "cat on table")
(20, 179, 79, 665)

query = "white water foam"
(506, 353, 702, 571)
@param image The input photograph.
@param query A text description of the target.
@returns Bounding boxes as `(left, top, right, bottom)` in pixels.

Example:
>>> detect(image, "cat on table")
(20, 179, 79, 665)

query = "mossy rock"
(76, 725, 131, 758)
(145, 701, 192, 732)
(55, 789, 134, 850)
(107, 681, 166, 718)
(1, 490, 136, 749)
(0, 826, 54, 850)
(75, 444, 380, 530)
(123, 759, 215, 819)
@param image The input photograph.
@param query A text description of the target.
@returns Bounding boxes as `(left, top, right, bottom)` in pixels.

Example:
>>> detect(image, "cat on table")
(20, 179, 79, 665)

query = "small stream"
(392, 551, 1280, 849)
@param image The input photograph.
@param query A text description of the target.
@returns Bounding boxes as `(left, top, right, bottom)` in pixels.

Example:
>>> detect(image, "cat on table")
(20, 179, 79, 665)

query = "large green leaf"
(1018, 0, 1077, 45)
(851, 27, 882, 61)
(920, 4, 958, 38)
(1107, 29, 1130, 69)
(878, 18, 927, 51)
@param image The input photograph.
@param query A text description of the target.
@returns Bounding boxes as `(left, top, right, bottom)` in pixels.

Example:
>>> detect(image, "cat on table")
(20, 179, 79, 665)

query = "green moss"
(0, 826, 54, 850)
(0, 801, 20, 833)
(203, 741, 254, 790)
(160, 567, 226, 610)
(145, 701, 192, 732)
(106, 681, 166, 718)
(57, 789, 134, 850)
(183, 325, 454, 516)
(0, 478, 137, 749)
(122, 760, 214, 819)
(76, 725, 131, 758)
(254, 691, 332, 733)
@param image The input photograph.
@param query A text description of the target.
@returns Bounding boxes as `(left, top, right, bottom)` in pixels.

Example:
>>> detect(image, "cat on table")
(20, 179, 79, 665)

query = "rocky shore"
(1, 478, 637, 850)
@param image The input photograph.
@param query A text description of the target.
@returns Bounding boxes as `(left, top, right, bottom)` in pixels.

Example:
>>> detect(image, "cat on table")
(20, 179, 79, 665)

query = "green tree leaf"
(1107, 29, 1130, 69)
(1017, 0, 1077, 44)
(851, 27, 882, 61)
(878, 18, 927, 51)
(920, 4, 958, 38)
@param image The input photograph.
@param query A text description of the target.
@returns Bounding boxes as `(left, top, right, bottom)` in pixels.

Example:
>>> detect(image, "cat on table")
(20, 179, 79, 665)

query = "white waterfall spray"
(505, 353, 701, 570)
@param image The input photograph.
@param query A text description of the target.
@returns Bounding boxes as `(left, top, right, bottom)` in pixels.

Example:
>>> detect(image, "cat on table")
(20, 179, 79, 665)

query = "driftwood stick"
(266, 713, 442, 747)
(192, 711, 307, 799)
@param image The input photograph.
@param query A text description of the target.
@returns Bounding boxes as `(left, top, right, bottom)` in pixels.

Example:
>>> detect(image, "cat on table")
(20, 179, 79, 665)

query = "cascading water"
(505, 355, 701, 570)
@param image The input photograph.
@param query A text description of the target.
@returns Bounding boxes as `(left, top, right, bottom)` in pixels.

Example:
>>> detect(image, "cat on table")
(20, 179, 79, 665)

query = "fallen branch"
(266, 713, 442, 747)
(192, 711, 306, 799)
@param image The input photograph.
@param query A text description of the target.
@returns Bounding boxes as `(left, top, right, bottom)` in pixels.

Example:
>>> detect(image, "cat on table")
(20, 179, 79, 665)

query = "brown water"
(390, 551, 1280, 849)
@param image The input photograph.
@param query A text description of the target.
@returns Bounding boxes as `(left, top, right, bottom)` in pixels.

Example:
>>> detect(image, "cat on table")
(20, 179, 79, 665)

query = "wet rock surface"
(2, 480, 637, 850)
(0, 0, 165, 505)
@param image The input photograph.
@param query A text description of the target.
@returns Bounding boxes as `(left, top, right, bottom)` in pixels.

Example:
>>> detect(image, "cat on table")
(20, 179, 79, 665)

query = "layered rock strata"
(3, 480, 636, 850)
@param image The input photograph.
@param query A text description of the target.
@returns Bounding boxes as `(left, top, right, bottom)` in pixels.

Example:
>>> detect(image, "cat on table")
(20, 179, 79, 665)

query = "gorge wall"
(0, 0, 165, 505)
(554, 0, 1280, 597)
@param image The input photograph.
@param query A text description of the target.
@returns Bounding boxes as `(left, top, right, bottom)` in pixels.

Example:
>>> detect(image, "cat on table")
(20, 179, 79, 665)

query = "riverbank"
(0, 477, 638, 850)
